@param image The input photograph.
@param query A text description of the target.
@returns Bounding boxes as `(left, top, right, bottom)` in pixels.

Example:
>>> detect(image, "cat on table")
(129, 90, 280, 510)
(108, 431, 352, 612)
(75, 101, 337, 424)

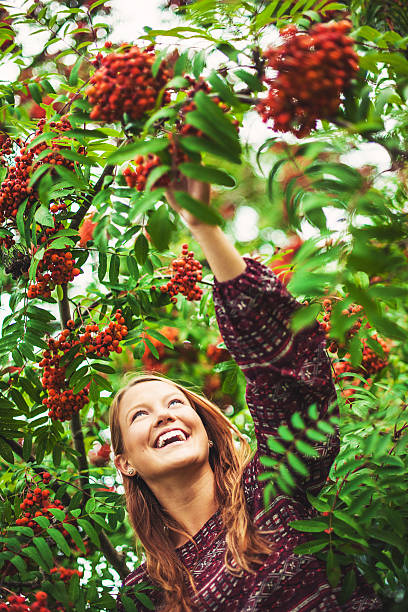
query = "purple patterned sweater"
(117, 258, 381, 611)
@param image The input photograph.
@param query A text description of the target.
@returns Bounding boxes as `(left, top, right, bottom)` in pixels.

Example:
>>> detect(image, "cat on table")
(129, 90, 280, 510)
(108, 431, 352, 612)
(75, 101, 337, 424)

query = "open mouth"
(154, 429, 190, 449)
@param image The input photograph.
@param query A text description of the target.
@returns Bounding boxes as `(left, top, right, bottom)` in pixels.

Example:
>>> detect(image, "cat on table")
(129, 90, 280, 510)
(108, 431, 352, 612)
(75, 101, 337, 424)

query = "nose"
(154, 409, 176, 427)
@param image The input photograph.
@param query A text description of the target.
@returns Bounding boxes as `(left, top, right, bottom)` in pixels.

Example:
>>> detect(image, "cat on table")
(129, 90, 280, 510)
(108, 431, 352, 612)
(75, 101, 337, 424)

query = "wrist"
(190, 223, 223, 241)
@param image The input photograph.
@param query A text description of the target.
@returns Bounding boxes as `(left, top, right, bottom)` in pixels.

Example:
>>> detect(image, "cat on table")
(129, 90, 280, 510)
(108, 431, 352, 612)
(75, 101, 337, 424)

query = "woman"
(110, 179, 381, 611)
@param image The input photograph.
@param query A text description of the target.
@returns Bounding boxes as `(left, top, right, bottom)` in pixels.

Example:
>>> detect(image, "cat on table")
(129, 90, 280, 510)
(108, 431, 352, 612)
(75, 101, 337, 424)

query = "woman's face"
(114, 380, 212, 484)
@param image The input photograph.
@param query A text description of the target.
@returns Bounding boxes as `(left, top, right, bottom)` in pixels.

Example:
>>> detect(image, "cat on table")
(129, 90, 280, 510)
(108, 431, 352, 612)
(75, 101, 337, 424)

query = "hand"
(165, 176, 211, 230)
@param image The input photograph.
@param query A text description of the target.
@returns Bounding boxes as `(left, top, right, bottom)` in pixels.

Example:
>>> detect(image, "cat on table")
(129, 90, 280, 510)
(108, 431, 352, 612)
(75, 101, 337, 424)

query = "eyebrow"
(126, 391, 184, 423)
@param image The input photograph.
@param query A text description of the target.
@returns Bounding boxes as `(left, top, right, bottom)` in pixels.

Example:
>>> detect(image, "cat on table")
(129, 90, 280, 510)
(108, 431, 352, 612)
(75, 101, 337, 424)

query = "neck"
(147, 465, 219, 548)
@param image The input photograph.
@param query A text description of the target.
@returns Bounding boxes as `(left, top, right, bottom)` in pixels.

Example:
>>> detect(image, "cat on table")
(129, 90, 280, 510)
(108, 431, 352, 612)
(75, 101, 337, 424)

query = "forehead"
(119, 380, 185, 411)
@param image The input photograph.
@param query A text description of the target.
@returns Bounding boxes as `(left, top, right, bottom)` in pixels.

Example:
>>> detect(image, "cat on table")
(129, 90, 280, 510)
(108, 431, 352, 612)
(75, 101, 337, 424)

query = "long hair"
(109, 374, 275, 612)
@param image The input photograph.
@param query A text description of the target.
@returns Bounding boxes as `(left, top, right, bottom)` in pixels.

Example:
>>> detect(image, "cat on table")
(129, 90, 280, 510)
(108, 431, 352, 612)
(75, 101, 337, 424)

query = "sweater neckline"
(175, 508, 223, 558)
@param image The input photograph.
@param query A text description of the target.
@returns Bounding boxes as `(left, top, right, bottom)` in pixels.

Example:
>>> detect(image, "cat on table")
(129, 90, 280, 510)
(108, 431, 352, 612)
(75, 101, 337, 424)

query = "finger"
(165, 188, 182, 212)
(188, 177, 211, 205)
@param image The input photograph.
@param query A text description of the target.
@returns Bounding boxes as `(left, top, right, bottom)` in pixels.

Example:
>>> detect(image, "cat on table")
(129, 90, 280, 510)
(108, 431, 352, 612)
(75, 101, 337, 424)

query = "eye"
(131, 409, 146, 422)
(169, 398, 183, 407)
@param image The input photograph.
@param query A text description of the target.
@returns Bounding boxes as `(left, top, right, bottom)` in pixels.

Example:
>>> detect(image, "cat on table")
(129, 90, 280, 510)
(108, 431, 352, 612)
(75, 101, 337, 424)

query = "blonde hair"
(109, 374, 275, 612)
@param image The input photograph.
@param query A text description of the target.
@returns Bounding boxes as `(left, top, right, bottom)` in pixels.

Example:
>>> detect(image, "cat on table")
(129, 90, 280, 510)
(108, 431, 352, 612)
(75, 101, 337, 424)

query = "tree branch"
(58, 283, 130, 577)
(70, 164, 115, 231)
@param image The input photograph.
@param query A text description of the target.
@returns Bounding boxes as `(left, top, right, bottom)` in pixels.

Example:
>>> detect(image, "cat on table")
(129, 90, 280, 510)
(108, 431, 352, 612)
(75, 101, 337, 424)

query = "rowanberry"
(258, 20, 358, 137)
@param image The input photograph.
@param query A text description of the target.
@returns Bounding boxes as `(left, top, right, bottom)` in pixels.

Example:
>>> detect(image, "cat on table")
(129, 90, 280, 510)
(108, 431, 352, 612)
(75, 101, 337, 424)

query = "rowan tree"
(0, 0, 407, 610)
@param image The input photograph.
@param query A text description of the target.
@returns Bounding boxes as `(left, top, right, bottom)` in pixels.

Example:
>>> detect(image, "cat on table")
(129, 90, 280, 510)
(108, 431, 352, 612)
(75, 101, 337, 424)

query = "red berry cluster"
(40, 328, 89, 422)
(321, 298, 364, 352)
(0, 134, 16, 165)
(160, 244, 203, 303)
(86, 45, 172, 122)
(258, 20, 359, 137)
(78, 309, 128, 356)
(50, 565, 83, 583)
(0, 591, 56, 612)
(39, 312, 127, 421)
(360, 335, 390, 375)
(0, 117, 81, 224)
(15, 472, 60, 531)
(27, 250, 81, 299)
(123, 135, 189, 192)
(124, 153, 169, 191)
(333, 334, 389, 385)
(16, 486, 64, 533)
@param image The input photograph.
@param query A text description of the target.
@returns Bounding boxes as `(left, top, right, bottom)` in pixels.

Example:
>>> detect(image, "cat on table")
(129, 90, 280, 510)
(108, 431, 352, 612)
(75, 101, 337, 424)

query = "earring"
(208, 440, 214, 448)
(128, 468, 135, 475)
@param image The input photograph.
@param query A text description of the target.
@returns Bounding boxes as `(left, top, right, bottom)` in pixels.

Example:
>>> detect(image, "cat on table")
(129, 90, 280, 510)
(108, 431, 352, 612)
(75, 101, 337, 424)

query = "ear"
(114, 453, 131, 477)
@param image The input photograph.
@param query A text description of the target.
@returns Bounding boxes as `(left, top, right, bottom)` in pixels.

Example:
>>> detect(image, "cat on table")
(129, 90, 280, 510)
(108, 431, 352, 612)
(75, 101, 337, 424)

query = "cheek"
(124, 422, 149, 451)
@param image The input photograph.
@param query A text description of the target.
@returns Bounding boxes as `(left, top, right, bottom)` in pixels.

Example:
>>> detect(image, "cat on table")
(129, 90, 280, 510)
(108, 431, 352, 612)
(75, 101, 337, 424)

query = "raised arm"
(165, 178, 246, 282)
(166, 180, 339, 495)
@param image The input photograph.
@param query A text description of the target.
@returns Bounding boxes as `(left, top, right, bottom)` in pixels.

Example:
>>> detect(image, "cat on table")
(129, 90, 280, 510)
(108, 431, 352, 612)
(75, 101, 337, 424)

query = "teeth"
(156, 429, 187, 448)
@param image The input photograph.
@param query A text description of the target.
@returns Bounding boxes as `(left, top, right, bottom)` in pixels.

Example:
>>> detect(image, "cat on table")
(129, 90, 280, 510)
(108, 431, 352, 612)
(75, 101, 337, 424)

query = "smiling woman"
(110, 180, 381, 612)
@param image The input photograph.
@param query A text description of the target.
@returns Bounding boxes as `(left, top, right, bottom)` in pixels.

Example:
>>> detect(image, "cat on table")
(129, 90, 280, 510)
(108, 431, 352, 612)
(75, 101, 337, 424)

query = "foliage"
(0, 0, 407, 609)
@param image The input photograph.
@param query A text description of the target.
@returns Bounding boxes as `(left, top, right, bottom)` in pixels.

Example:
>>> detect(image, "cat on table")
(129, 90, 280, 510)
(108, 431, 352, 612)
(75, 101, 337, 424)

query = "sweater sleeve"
(213, 257, 339, 495)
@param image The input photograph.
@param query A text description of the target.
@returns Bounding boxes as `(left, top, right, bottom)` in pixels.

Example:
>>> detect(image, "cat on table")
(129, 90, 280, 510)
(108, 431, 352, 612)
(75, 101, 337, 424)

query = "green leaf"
(290, 304, 321, 333)
(28, 82, 42, 104)
(294, 539, 328, 554)
(121, 595, 138, 612)
(105, 139, 169, 165)
(306, 492, 330, 512)
(207, 70, 238, 106)
(33, 536, 53, 569)
(33, 515, 50, 529)
(234, 69, 264, 93)
(192, 49, 206, 78)
(194, 91, 241, 147)
(9, 554, 26, 573)
(48, 508, 66, 522)
(69, 56, 83, 87)
(59, 148, 93, 165)
(0, 437, 14, 463)
(134, 592, 155, 610)
(359, 51, 408, 76)
(144, 336, 159, 359)
(126, 255, 139, 280)
(16, 197, 29, 244)
(146, 204, 174, 251)
(53, 166, 86, 190)
(63, 523, 86, 554)
(295, 439, 319, 457)
(109, 253, 120, 284)
(134, 233, 149, 265)
(144, 164, 171, 193)
(92, 361, 115, 374)
(291, 412, 305, 430)
(47, 527, 72, 556)
(145, 328, 174, 349)
(22, 432, 32, 461)
(266, 438, 286, 454)
(290, 519, 328, 532)
(287, 452, 309, 477)
(98, 251, 107, 282)
(174, 191, 222, 225)
(178, 163, 236, 187)
(29, 163, 51, 188)
(77, 518, 100, 547)
(327, 549, 341, 588)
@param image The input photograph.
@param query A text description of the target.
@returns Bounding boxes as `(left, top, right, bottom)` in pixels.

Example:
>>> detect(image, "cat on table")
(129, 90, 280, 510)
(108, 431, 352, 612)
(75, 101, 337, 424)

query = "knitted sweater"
(116, 258, 381, 611)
